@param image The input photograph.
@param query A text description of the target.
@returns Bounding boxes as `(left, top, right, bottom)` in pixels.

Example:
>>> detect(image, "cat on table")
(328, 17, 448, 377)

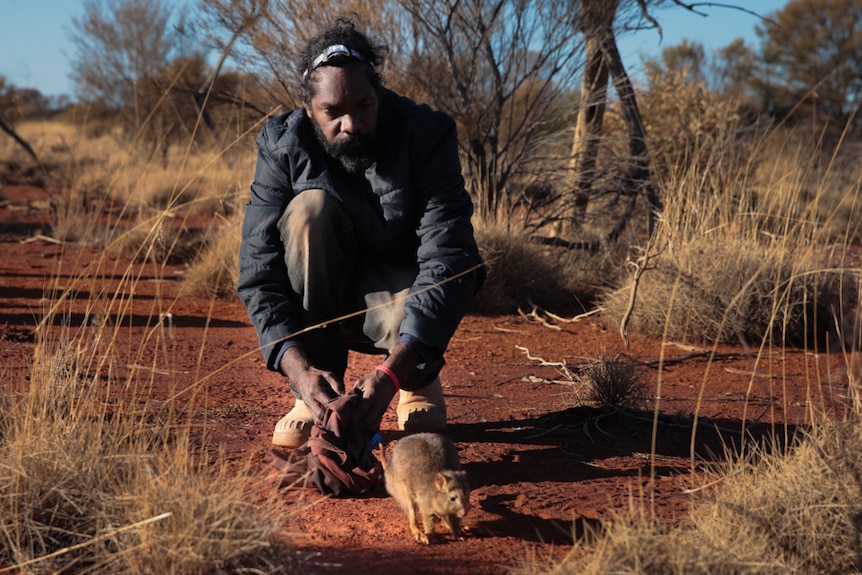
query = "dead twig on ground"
(515, 345, 576, 380)
(518, 305, 561, 330)
(20, 234, 65, 245)
(517, 301, 602, 331)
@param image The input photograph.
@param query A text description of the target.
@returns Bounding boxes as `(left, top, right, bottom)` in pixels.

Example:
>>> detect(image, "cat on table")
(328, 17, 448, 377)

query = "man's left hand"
(353, 369, 398, 434)
(353, 343, 421, 434)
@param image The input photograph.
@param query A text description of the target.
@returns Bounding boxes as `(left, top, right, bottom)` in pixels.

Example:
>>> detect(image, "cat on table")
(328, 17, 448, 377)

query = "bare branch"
(668, 1, 780, 26)
(0, 114, 38, 161)
(635, 0, 662, 41)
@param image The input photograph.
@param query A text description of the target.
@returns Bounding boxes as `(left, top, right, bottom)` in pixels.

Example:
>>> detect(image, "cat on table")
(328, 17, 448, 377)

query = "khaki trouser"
(276, 188, 417, 382)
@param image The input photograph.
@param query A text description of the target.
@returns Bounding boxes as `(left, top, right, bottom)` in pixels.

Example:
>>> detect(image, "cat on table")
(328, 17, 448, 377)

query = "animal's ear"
(435, 472, 448, 490)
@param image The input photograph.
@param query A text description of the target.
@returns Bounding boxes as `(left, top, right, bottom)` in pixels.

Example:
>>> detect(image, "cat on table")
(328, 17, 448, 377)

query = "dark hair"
(299, 18, 388, 103)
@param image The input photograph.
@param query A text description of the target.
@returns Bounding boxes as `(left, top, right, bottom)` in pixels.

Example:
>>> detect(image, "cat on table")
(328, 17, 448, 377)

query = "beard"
(311, 117, 377, 175)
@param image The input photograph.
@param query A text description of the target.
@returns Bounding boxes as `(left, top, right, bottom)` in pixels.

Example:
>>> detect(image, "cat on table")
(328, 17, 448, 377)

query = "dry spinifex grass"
(2, 119, 252, 267)
(523, 91, 862, 575)
(0, 121, 297, 574)
(182, 210, 244, 299)
(470, 220, 593, 314)
(524, 415, 862, 575)
(599, 121, 861, 353)
(0, 253, 298, 573)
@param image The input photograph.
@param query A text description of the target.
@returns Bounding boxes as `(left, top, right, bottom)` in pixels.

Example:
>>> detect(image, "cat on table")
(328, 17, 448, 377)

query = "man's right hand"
(278, 345, 344, 421)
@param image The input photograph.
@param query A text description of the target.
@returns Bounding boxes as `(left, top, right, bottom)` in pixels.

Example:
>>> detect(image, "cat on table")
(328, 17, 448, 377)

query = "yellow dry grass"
(520, 78, 862, 575)
(1, 119, 300, 573)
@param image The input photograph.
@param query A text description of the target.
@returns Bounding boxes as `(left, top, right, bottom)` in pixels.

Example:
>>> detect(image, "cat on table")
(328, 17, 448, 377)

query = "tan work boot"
(396, 376, 447, 431)
(272, 399, 314, 448)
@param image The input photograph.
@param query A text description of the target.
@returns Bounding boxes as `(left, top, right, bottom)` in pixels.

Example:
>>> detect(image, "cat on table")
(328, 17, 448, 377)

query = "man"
(238, 19, 483, 449)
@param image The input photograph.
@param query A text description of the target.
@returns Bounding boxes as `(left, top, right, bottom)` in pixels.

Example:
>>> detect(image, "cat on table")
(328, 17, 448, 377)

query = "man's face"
(304, 62, 379, 174)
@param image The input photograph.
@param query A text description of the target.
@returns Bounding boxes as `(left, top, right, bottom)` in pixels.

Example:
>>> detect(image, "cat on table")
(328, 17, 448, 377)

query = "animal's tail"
(376, 440, 395, 473)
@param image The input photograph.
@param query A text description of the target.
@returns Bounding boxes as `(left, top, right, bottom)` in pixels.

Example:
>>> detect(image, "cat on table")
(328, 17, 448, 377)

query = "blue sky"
(0, 0, 789, 99)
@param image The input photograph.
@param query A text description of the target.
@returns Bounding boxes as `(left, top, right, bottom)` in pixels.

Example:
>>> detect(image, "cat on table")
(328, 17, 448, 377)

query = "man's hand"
(278, 345, 344, 421)
(353, 369, 398, 434)
(353, 342, 422, 433)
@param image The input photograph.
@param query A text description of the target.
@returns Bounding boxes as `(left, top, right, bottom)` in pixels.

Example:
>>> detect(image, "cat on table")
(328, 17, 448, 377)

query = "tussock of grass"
(0, 307, 297, 574)
(578, 354, 648, 410)
(183, 212, 243, 299)
(599, 236, 854, 348)
(0, 199, 294, 572)
(523, 419, 862, 575)
(104, 214, 211, 265)
(520, 517, 728, 575)
(471, 221, 576, 314)
(691, 421, 862, 573)
(599, 107, 861, 350)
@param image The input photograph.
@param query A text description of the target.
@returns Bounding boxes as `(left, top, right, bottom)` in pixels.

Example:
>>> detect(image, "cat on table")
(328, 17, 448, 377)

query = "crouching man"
(238, 18, 483, 448)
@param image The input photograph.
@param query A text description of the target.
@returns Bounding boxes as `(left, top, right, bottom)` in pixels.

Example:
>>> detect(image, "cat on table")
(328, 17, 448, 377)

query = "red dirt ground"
(0, 184, 858, 574)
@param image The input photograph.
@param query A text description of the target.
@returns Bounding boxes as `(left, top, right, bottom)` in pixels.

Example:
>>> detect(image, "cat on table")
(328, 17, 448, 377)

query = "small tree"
(755, 0, 862, 127)
(712, 38, 758, 100)
(398, 0, 583, 223)
(200, 0, 410, 108)
(644, 39, 707, 84)
(68, 0, 209, 160)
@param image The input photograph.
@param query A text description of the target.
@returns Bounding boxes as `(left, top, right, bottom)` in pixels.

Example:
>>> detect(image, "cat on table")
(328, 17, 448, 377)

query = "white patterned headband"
(302, 44, 374, 80)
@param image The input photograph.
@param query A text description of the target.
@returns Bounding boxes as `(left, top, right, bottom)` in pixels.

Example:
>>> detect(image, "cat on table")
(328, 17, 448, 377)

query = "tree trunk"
(561, 0, 616, 240)
(600, 29, 662, 235)
(562, 0, 662, 244)
(568, 33, 609, 232)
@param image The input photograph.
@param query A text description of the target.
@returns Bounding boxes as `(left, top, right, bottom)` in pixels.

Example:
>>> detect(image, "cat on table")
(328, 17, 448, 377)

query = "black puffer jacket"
(238, 88, 482, 370)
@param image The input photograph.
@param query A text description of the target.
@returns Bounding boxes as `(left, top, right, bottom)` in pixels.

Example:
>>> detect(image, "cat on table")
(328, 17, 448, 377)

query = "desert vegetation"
(2, 0, 862, 573)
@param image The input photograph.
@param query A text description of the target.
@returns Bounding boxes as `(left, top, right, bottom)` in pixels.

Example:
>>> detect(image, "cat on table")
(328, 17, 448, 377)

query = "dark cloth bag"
(265, 391, 382, 497)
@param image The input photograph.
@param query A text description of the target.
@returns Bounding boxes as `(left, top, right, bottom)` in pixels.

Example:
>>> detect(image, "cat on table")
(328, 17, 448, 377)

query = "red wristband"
(376, 364, 400, 391)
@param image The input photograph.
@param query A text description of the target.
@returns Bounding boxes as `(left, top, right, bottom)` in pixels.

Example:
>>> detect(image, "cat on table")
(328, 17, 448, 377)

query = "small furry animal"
(379, 432, 471, 544)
